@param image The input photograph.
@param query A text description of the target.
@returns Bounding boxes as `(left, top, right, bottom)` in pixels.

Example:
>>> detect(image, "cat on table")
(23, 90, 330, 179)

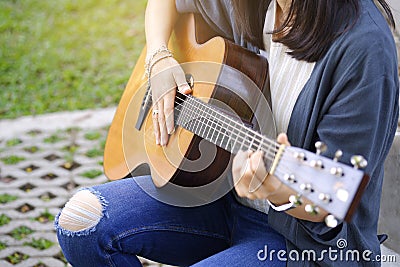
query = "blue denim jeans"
(55, 176, 286, 266)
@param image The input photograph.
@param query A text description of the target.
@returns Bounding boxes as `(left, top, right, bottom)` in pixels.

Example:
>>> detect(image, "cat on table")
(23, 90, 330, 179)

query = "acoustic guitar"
(104, 14, 369, 226)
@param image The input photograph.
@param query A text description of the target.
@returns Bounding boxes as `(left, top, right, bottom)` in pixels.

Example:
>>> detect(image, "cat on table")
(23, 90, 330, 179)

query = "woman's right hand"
(150, 56, 192, 146)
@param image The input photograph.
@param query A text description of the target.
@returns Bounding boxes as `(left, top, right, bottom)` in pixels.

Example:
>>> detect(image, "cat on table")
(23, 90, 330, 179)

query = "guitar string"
(148, 91, 281, 156)
(174, 101, 279, 161)
(152, 94, 280, 161)
(177, 93, 280, 149)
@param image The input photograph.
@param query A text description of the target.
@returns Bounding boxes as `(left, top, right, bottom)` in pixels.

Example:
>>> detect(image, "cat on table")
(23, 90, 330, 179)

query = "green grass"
(5, 138, 23, 147)
(81, 169, 103, 179)
(24, 238, 54, 250)
(0, 0, 147, 119)
(0, 194, 18, 204)
(9, 226, 34, 240)
(6, 252, 29, 264)
(35, 209, 55, 223)
(1, 155, 26, 165)
(43, 133, 65, 143)
(86, 148, 104, 158)
(84, 131, 103, 140)
(0, 214, 11, 226)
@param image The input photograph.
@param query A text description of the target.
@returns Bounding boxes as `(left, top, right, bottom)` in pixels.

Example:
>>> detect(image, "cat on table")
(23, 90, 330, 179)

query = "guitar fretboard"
(175, 93, 279, 160)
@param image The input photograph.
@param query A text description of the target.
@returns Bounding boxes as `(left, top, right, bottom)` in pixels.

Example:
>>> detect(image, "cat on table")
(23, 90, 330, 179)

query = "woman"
(55, 0, 399, 266)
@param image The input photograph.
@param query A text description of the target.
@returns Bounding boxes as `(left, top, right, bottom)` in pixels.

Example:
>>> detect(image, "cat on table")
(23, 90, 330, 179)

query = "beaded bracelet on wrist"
(145, 46, 173, 78)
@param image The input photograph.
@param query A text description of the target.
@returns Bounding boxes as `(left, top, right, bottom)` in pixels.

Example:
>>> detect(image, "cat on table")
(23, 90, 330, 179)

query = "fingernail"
(156, 139, 159, 145)
(179, 86, 191, 94)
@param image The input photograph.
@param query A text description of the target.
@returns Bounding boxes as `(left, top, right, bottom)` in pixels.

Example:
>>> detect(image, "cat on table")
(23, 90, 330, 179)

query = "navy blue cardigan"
(176, 0, 399, 265)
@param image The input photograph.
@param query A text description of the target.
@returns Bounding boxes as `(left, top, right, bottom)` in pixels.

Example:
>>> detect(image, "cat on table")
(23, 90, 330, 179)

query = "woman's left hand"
(232, 133, 290, 200)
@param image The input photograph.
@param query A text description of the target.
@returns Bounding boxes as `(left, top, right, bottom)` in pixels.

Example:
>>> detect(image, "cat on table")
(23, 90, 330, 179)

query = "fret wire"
(186, 98, 195, 133)
(258, 136, 264, 151)
(221, 109, 230, 151)
(231, 124, 241, 154)
(205, 111, 213, 141)
(249, 134, 255, 152)
(193, 99, 203, 137)
(182, 101, 194, 133)
(223, 119, 234, 151)
(182, 101, 191, 131)
(174, 103, 278, 159)
(198, 98, 208, 139)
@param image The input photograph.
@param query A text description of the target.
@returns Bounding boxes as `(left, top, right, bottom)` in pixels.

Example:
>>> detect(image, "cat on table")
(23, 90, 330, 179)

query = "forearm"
(145, 0, 178, 55)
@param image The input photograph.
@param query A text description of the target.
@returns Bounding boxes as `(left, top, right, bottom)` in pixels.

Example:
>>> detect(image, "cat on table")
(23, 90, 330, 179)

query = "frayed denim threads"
(54, 188, 109, 237)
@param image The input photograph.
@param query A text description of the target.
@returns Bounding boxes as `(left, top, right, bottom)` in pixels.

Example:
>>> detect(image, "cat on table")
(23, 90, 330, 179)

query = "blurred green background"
(0, 0, 147, 119)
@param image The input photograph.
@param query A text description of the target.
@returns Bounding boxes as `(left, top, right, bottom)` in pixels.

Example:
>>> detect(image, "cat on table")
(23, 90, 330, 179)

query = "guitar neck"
(175, 92, 279, 158)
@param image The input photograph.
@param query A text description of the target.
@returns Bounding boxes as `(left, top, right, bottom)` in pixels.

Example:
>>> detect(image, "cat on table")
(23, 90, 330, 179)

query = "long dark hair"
(233, 0, 396, 62)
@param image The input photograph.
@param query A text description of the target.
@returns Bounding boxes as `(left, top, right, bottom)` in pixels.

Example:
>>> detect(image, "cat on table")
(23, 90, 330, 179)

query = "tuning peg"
(315, 141, 327, 155)
(351, 155, 368, 169)
(289, 194, 303, 207)
(310, 159, 324, 169)
(325, 215, 338, 228)
(305, 204, 320, 215)
(333, 150, 343, 162)
(300, 183, 314, 193)
(284, 174, 297, 184)
(318, 193, 332, 204)
(330, 167, 344, 177)
(293, 152, 306, 161)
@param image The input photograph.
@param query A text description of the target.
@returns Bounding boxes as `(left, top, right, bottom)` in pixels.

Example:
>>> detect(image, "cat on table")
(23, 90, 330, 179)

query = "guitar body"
(104, 14, 271, 187)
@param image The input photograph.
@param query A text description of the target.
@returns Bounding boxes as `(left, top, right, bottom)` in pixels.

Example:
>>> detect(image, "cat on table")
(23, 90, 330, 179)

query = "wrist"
(145, 45, 173, 78)
(146, 43, 169, 58)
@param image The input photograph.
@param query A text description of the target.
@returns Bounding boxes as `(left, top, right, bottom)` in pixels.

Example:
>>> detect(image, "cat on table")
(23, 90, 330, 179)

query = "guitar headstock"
(273, 143, 370, 227)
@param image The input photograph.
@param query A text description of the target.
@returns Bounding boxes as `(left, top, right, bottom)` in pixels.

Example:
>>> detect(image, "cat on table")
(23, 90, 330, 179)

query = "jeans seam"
(106, 225, 230, 250)
(228, 204, 238, 247)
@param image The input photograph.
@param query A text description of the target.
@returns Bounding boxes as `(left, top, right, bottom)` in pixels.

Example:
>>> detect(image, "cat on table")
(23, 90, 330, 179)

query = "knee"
(55, 189, 106, 235)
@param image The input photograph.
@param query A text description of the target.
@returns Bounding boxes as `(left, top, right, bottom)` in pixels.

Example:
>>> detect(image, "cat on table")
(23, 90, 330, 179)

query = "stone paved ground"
(0, 109, 171, 267)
